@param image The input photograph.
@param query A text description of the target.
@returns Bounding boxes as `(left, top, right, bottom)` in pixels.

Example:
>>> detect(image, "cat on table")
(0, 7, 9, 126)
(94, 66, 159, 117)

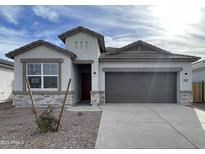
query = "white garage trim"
(103, 67, 183, 72)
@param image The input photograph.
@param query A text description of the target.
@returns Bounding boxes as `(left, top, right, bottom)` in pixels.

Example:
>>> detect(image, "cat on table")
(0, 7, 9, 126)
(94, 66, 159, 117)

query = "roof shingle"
(5, 40, 77, 59)
(100, 40, 200, 62)
(58, 26, 106, 53)
(0, 58, 14, 67)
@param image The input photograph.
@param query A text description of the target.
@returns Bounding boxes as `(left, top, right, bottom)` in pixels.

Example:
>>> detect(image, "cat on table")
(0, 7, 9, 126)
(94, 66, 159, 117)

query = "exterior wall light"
(93, 72, 96, 77)
(184, 72, 188, 81)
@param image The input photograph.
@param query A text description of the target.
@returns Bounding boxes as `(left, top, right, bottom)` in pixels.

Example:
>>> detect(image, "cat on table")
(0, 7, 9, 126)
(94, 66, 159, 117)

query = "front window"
(26, 63, 58, 90)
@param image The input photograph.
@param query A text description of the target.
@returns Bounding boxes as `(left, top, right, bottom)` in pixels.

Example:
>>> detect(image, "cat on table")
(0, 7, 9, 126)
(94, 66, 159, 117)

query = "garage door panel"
(105, 72, 176, 103)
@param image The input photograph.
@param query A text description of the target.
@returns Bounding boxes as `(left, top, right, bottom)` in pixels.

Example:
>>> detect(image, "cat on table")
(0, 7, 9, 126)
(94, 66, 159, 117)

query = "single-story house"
(5, 26, 200, 107)
(0, 59, 14, 103)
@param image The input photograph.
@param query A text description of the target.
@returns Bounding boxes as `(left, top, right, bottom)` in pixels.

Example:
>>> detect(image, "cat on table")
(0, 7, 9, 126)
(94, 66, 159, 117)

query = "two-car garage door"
(105, 72, 177, 103)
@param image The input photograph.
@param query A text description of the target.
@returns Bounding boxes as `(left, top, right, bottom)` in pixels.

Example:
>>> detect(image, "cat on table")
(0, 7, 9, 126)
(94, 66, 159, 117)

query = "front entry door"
(81, 73, 91, 100)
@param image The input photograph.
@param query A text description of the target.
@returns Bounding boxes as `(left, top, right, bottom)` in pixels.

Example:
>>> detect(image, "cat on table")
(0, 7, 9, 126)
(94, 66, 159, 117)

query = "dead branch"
(56, 78, 71, 131)
(26, 78, 38, 121)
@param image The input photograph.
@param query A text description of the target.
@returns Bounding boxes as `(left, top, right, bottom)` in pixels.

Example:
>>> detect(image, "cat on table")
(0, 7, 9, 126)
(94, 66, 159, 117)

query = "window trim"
(26, 63, 41, 89)
(22, 58, 62, 92)
(26, 63, 58, 91)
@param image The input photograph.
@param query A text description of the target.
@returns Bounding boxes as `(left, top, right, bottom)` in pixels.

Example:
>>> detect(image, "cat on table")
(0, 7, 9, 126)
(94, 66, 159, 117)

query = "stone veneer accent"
(179, 90, 193, 105)
(90, 91, 105, 106)
(13, 93, 75, 107)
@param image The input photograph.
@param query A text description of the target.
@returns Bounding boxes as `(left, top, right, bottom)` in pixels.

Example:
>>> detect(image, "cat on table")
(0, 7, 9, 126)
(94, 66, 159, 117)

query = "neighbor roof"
(58, 26, 106, 53)
(106, 47, 119, 53)
(0, 58, 14, 68)
(6, 40, 77, 59)
(192, 59, 205, 71)
(100, 40, 200, 62)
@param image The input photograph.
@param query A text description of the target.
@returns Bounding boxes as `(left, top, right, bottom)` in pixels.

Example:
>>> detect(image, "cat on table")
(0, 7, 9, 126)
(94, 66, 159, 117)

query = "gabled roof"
(100, 40, 200, 62)
(107, 40, 172, 55)
(58, 26, 106, 53)
(6, 40, 77, 59)
(0, 58, 14, 68)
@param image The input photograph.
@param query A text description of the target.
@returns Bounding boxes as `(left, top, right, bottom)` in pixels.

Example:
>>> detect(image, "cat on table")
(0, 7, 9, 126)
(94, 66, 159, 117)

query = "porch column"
(90, 60, 104, 106)
(178, 66, 193, 105)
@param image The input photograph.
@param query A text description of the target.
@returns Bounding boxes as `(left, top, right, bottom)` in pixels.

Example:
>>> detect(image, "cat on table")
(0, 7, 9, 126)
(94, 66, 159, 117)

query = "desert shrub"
(36, 106, 58, 133)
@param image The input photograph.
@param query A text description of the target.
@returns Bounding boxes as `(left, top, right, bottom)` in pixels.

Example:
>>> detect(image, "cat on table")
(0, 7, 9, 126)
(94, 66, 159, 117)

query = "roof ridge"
(58, 26, 106, 53)
(107, 40, 173, 55)
(139, 40, 173, 55)
(58, 26, 104, 39)
(5, 40, 76, 59)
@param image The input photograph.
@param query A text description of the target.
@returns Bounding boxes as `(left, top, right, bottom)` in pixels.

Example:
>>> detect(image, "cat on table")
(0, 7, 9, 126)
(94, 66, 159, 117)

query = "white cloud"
(105, 35, 137, 48)
(0, 26, 62, 60)
(1, 5, 205, 60)
(31, 6, 92, 23)
(0, 37, 30, 60)
(0, 26, 27, 36)
(0, 6, 23, 24)
(32, 6, 60, 22)
(97, 6, 205, 59)
(0, 39, 27, 52)
(0, 27, 31, 59)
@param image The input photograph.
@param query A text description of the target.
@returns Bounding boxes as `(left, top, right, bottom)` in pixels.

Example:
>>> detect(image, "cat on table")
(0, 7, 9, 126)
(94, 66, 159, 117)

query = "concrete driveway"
(95, 103, 205, 149)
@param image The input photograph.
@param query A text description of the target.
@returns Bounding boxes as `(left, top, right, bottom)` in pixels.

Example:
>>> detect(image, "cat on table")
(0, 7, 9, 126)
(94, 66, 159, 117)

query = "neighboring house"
(5, 26, 200, 107)
(192, 60, 205, 82)
(0, 59, 14, 103)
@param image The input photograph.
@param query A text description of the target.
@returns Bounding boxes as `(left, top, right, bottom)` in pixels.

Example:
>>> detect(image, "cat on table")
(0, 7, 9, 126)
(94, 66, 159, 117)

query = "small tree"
(26, 78, 71, 133)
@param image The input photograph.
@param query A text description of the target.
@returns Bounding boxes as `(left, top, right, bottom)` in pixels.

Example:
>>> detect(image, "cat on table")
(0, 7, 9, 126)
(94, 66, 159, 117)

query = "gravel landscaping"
(0, 107, 102, 149)
(192, 103, 205, 111)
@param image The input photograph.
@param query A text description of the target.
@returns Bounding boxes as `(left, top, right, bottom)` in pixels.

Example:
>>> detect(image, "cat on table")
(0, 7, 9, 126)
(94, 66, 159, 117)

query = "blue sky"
(0, 5, 205, 60)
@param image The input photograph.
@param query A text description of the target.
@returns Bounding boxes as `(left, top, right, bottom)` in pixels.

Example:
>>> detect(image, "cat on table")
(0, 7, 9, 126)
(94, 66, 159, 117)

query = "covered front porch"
(72, 63, 92, 106)
(71, 60, 105, 107)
